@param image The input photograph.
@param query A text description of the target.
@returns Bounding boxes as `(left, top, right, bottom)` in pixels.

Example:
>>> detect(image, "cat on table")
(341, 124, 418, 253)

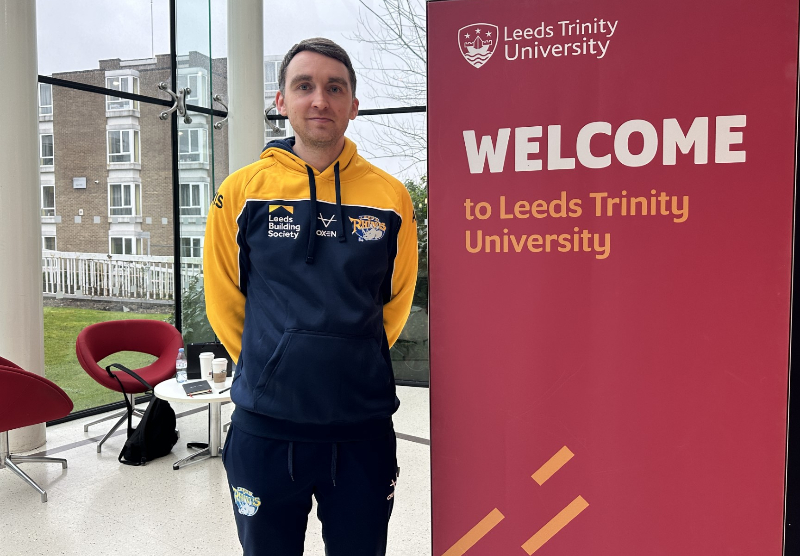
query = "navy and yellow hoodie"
(204, 137, 417, 442)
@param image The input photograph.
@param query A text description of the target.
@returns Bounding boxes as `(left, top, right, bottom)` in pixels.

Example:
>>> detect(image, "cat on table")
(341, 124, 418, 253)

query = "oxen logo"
(232, 487, 261, 516)
(458, 23, 499, 68)
(349, 215, 387, 242)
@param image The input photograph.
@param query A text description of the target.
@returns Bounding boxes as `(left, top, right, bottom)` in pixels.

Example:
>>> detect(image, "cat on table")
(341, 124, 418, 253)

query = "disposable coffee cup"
(212, 358, 228, 388)
(199, 352, 215, 382)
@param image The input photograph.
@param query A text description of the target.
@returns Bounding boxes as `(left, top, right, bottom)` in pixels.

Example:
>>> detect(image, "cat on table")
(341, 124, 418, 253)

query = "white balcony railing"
(42, 250, 202, 301)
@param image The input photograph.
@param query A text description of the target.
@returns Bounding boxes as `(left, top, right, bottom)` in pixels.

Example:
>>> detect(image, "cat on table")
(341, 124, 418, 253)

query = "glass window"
(39, 83, 53, 116)
(264, 60, 280, 94)
(180, 237, 203, 258)
(180, 182, 210, 216)
(109, 183, 142, 216)
(109, 236, 141, 255)
(106, 75, 140, 111)
(107, 129, 140, 163)
(43, 236, 57, 251)
(178, 128, 206, 162)
(42, 184, 55, 216)
(178, 72, 206, 106)
(40, 134, 54, 166)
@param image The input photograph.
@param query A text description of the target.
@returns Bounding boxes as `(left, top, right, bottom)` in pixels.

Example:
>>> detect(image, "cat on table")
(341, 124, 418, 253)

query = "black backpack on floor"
(106, 363, 179, 466)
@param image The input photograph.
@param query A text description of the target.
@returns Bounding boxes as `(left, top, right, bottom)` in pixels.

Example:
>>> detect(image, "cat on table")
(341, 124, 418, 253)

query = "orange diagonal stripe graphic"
(521, 496, 589, 555)
(441, 508, 505, 556)
(532, 446, 574, 485)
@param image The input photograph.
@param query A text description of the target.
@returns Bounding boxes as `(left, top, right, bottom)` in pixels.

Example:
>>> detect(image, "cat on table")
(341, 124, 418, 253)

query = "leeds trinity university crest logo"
(232, 486, 261, 516)
(349, 215, 387, 242)
(458, 23, 498, 68)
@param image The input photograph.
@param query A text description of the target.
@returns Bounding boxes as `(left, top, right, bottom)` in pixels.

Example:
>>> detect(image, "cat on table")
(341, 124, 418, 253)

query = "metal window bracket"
(212, 94, 228, 130)
(265, 101, 281, 134)
(158, 82, 192, 124)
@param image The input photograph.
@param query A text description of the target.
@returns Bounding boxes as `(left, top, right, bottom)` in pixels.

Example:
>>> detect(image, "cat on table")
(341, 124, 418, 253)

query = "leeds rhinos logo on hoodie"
(349, 215, 386, 241)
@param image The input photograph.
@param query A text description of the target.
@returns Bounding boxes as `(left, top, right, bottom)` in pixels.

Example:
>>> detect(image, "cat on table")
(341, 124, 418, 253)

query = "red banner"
(428, 1, 799, 555)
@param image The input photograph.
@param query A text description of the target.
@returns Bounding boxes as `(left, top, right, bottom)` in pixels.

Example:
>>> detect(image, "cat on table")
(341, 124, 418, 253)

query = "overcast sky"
(37, 0, 397, 102)
(35, 0, 424, 178)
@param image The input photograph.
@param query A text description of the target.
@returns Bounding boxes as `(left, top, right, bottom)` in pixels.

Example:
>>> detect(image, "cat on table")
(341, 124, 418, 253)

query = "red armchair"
(76, 320, 183, 453)
(0, 357, 73, 502)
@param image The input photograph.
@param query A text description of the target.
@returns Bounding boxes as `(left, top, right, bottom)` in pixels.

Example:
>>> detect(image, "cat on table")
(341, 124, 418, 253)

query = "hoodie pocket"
(253, 329, 395, 424)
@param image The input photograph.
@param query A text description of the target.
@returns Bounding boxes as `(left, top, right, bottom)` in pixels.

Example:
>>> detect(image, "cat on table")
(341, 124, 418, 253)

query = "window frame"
(264, 60, 280, 94)
(178, 128, 206, 163)
(40, 133, 54, 166)
(178, 72, 206, 106)
(107, 129, 140, 164)
(179, 182, 210, 216)
(180, 236, 203, 258)
(108, 182, 142, 216)
(106, 75, 140, 111)
(41, 183, 55, 216)
(42, 236, 57, 251)
(39, 83, 53, 116)
(109, 236, 142, 255)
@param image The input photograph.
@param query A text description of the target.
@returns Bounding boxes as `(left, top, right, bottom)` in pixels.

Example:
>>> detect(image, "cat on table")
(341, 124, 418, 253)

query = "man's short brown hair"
(279, 37, 357, 98)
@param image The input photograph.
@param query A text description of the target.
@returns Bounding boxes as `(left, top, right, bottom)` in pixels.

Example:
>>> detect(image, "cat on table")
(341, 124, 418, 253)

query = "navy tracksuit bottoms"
(222, 423, 398, 556)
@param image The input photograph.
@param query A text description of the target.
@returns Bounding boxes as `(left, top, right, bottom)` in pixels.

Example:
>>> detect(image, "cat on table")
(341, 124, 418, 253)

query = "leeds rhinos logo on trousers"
(232, 487, 261, 516)
(459, 23, 498, 68)
(349, 215, 386, 241)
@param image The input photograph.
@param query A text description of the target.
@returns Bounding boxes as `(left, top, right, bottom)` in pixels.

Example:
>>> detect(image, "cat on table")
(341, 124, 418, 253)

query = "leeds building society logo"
(459, 23, 499, 68)
(268, 204, 300, 239)
(349, 215, 386, 242)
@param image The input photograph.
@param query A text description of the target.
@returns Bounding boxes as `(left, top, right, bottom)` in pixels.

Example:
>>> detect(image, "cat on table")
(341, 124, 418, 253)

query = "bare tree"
(349, 0, 426, 177)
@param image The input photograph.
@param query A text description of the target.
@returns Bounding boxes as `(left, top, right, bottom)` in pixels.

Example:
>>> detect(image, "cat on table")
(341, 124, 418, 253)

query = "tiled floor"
(0, 386, 431, 556)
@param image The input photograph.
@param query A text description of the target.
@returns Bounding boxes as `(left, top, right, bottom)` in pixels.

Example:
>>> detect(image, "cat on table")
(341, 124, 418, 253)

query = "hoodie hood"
(260, 136, 367, 179)
(259, 137, 367, 262)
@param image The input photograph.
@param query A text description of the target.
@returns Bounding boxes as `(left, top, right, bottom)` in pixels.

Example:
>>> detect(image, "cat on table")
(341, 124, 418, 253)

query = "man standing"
(204, 38, 418, 556)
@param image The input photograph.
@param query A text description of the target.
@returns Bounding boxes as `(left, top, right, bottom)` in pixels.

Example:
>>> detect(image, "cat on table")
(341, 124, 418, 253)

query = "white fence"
(42, 250, 202, 301)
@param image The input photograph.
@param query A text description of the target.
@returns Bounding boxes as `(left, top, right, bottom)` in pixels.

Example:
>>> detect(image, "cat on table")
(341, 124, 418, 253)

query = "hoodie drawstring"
(331, 443, 338, 486)
(288, 442, 295, 481)
(306, 163, 346, 263)
(334, 162, 346, 243)
(305, 166, 318, 264)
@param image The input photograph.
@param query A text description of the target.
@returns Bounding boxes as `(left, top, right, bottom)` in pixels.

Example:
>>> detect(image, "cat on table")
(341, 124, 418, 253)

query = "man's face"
(276, 51, 359, 151)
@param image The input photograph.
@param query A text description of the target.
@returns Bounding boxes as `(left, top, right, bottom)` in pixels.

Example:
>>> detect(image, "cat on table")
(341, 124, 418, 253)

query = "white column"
(227, 0, 265, 172)
(0, 0, 46, 451)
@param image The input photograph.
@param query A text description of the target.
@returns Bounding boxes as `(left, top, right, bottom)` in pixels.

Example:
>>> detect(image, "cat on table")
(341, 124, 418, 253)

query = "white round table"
(154, 377, 233, 470)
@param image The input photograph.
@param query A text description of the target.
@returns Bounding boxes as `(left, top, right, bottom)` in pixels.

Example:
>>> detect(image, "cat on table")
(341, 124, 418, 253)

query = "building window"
(178, 73, 206, 106)
(43, 236, 56, 251)
(178, 128, 206, 162)
(107, 129, 140, 163)
(181, 237, 203, 258)
(179, 182, 210, 216)
(42, 184, 55, 216)
(110, 237, 141, 255)
(106, 76, 140, 111)
(39, 83, 53, 116)
(109, 183, 142, 216)
(40, 134, 54, 166)
(265, 61, 280, 94)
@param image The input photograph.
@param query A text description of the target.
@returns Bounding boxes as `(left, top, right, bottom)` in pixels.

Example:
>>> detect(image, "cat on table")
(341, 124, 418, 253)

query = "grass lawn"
(44, 307, 172, 413)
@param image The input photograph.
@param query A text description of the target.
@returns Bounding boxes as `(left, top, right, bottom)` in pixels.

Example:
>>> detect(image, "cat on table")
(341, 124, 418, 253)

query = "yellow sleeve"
(203, 172, 247, 364)
(383, 185, 419, 347)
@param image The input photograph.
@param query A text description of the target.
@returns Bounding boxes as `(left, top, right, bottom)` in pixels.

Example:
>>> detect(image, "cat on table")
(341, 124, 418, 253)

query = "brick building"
(38, 52, 289, 259)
